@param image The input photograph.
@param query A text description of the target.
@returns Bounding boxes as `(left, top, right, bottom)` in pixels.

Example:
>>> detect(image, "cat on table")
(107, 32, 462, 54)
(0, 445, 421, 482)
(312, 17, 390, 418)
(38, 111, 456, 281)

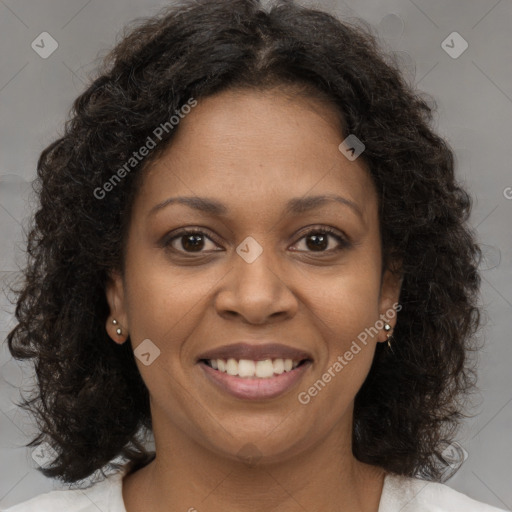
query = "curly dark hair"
(6, 0, 483, 486)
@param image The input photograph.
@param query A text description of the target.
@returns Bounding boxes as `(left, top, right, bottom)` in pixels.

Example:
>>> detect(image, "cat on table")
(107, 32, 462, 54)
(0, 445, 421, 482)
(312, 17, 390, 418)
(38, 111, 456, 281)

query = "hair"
(6, 0, 483, 486)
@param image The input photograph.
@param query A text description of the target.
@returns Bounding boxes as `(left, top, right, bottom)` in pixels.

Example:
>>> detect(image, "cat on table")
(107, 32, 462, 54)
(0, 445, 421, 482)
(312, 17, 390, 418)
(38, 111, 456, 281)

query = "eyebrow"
(148, 193, 363, 219)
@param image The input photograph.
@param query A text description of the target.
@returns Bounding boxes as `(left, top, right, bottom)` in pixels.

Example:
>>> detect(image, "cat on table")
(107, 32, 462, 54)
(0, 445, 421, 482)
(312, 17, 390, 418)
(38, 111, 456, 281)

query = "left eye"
(163, 227, 349, 254)
(290, 227, 349, 253)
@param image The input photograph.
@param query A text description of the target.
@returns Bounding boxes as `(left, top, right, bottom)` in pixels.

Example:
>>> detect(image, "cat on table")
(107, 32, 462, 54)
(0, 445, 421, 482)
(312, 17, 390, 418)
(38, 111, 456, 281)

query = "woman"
(3, 0, 506, 511)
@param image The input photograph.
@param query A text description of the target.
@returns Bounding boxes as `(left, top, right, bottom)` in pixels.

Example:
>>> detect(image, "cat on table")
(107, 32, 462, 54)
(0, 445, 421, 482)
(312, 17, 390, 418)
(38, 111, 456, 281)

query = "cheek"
(303, 257, 382, 338)
(299, 269, 381, 419)
(124, 248, 215, 339)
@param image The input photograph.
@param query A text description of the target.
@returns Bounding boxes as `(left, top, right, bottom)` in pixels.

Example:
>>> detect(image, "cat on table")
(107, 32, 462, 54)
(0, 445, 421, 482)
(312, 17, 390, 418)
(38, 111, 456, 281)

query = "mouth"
(196, 342, 313, 400)
(198, 357, 313, 400)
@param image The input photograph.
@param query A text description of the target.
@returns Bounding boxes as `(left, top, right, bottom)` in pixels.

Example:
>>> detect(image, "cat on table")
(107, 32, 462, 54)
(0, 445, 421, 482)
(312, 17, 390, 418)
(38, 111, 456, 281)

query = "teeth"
(206, 358, 303, 378)
(238, 359, 255, 377)
(255, 359, 274, 378)
(226, 358, 238, 376)
(273, 359, 284, 374)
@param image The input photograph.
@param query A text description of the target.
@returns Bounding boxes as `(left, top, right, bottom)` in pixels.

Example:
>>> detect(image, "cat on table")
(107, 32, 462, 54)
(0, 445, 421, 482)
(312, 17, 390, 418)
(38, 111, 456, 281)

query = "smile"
(199, 358, 312, 400)
(204, 357, 304, 377)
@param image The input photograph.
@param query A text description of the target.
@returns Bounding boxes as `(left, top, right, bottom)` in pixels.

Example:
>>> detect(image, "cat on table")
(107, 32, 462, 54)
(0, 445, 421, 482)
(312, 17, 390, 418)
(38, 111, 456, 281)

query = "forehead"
(134, 88, 378, 224)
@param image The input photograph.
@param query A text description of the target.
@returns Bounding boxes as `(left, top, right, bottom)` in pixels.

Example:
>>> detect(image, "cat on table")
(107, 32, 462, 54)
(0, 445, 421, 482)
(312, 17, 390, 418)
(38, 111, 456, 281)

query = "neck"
(122, 411, 386, 512)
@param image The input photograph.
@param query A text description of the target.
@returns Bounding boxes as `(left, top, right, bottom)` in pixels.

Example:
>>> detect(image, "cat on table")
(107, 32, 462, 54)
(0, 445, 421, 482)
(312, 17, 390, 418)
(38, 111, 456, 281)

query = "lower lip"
(198, 361, 312, 400)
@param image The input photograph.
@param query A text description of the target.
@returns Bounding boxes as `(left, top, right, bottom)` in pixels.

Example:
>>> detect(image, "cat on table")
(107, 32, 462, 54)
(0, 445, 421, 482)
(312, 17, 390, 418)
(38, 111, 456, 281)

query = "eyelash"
(162, 226, 351, 256)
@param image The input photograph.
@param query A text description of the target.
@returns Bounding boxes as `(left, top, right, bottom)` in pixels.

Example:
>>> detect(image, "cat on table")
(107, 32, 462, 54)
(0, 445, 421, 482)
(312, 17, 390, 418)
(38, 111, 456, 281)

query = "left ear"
(377, 260, 403, 343)
(105, 269, 130, 344)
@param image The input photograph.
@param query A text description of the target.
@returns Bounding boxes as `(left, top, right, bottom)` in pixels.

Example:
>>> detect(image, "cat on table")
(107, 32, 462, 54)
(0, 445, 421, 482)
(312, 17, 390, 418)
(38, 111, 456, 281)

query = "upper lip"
(197, 342, 313, 362)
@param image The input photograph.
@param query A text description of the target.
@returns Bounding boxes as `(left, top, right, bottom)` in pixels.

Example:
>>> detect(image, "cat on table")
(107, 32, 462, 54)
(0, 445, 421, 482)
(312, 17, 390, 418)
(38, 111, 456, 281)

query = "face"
(106, 87, 402, 464)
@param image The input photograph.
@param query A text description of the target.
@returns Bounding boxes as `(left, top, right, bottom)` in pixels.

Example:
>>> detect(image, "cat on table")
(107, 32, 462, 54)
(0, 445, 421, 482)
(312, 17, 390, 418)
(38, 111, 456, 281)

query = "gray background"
(0, 0, 511, 509)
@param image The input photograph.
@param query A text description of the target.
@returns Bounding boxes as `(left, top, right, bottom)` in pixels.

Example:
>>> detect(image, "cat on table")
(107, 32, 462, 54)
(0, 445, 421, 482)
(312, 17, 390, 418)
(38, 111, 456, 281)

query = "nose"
(214, 246, 299, 325)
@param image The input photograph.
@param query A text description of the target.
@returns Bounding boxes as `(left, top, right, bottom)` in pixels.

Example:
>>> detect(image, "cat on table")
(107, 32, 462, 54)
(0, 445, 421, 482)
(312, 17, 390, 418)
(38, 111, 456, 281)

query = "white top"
(1, 466, 508, 512)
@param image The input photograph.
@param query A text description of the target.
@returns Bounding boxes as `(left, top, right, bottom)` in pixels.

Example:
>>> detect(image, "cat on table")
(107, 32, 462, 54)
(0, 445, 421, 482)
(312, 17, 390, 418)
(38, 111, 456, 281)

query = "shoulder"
(0, 469, 127, 512)
(380, 472, 508, 512)
(1, 488, 92, 512)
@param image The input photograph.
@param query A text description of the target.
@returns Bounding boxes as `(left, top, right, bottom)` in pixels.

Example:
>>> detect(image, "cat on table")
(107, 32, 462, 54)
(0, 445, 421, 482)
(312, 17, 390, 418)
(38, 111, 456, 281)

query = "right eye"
(163, 228, 223, 254)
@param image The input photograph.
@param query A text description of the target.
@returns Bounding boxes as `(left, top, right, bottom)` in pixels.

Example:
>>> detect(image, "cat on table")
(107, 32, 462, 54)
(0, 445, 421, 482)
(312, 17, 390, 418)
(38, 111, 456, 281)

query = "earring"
(383, 323, 393, 350)
(112, 318, 122, 336)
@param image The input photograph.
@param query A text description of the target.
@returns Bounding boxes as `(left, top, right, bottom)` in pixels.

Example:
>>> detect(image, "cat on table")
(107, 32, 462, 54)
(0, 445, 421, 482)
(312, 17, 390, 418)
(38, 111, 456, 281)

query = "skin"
(105, 87, 402, 512)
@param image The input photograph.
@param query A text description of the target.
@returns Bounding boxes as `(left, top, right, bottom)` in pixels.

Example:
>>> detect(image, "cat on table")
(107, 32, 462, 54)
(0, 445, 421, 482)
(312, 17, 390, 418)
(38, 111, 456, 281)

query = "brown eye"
(305, 232, 329, 251)
(291, 227, 350, 253)
(164, 229, 220, 254)
(178, 233, 207, 252)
